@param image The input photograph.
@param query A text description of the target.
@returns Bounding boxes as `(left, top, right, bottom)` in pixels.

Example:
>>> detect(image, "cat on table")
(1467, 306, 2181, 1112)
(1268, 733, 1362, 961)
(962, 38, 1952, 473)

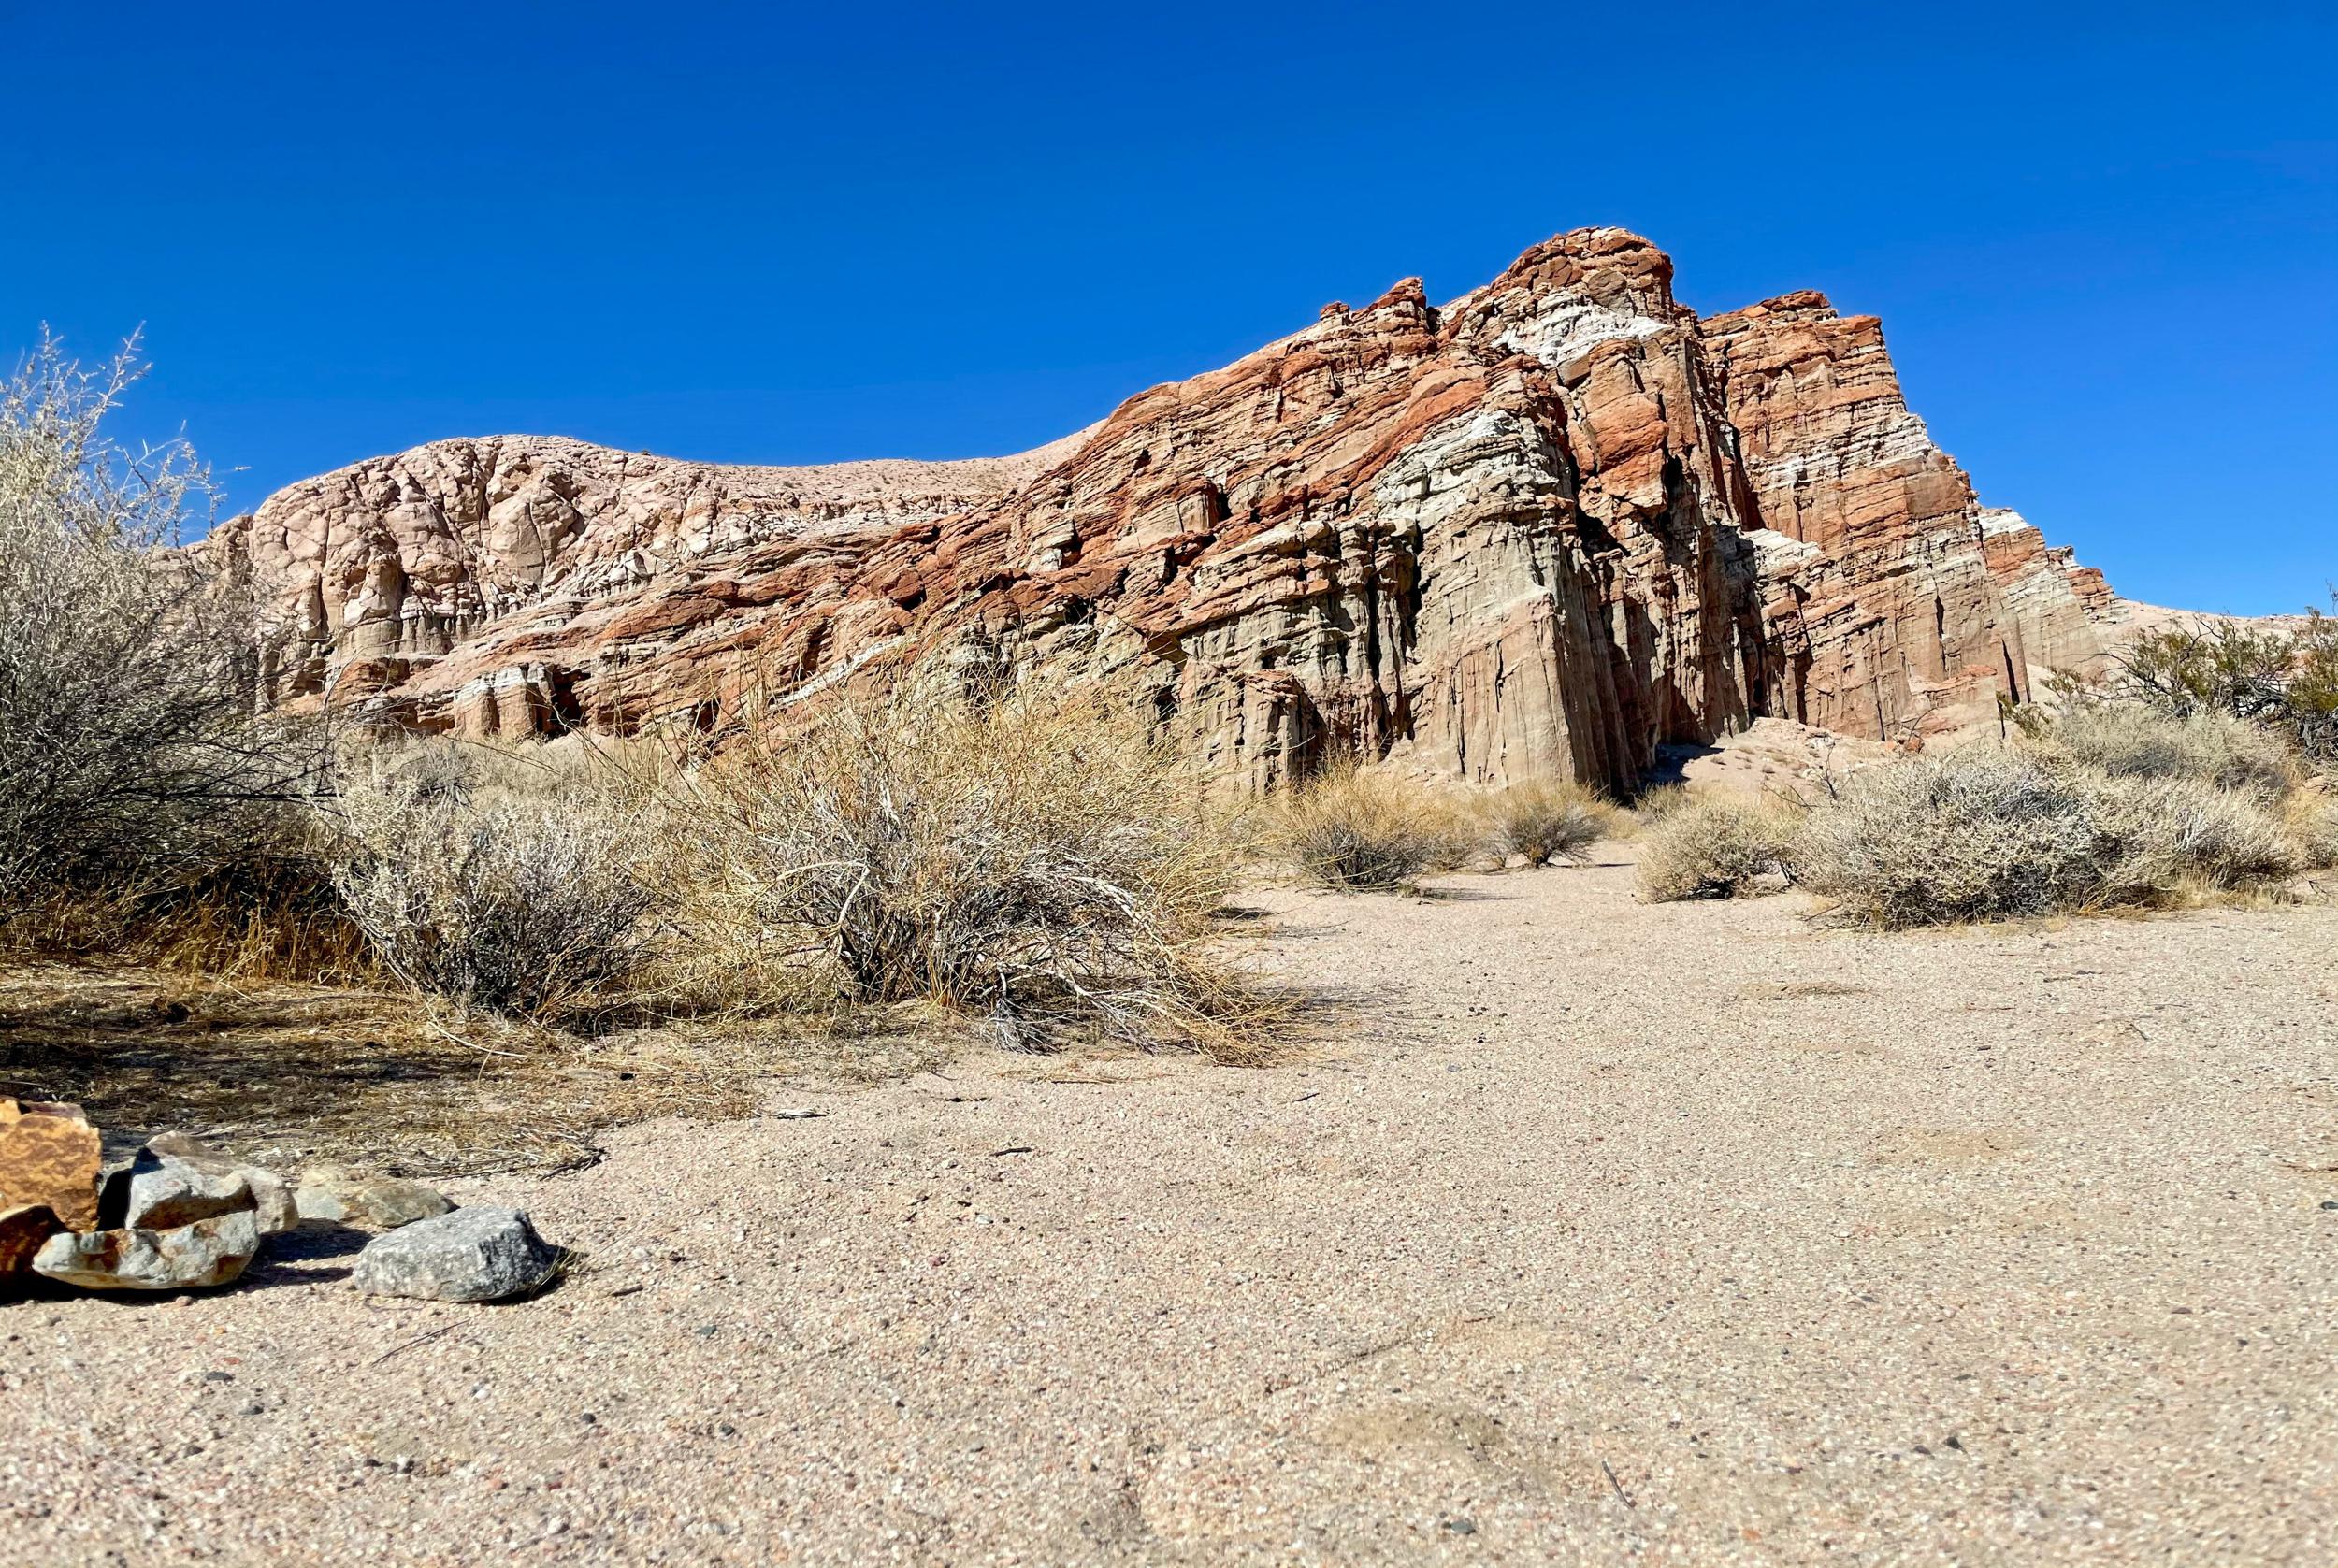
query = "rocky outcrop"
(215, 229, 2125, 792)
(1697, 292, 2117, 739)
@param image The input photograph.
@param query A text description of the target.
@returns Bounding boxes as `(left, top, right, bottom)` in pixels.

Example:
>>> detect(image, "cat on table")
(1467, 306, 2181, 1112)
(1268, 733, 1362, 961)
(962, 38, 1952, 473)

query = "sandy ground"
(5, 851, 2335, 1566)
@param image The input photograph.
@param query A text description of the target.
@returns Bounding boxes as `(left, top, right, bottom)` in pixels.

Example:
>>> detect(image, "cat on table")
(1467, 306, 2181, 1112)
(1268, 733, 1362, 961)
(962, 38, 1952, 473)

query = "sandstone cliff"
(214, 228, 2123, 792)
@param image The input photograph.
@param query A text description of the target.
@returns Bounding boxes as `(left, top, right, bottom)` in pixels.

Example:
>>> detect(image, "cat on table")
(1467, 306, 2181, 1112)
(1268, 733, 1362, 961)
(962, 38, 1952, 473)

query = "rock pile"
(0, 1099, 557, 1302)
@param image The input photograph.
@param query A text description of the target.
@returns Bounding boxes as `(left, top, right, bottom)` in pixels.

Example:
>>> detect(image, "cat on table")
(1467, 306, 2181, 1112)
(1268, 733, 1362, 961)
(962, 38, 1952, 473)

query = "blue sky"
(4, 2, 2331, 613)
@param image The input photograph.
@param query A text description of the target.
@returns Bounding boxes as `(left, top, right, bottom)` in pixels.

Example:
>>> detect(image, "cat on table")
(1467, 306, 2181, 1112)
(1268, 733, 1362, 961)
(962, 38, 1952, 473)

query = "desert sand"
(5, 849, 2334, 1566)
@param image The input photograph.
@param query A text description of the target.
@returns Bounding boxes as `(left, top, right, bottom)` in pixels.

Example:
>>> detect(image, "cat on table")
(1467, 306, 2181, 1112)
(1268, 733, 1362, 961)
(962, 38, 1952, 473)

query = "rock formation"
(211, 228, 2125, 793)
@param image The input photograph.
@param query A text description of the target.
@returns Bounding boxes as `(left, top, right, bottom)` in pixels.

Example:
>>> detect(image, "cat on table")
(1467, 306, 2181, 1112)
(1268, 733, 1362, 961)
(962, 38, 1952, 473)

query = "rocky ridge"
(214, 229, 2124, 791)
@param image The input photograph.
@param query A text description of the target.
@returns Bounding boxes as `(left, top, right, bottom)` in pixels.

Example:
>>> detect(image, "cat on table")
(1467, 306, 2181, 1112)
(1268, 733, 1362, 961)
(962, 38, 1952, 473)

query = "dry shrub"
(0, 334, 324, 920)
(1792, 746, 2302, 928)
(1269, 766, 1485, 891)
(667, 662, 1252, 1050)
(1488, 779, 1620, 866)
(324, 766, 668, 1023)
(8, 832, 375, 985)
(2021, 703, 2302, 798)
(1627, 783, 1695, 826)
(1636, 795, 1799, 902)
(2287, 791, 2338, 870)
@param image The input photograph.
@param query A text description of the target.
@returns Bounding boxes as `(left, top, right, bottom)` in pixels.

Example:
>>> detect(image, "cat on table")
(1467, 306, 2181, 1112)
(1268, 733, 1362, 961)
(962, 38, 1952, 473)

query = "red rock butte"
(209, 228, 2126, 793)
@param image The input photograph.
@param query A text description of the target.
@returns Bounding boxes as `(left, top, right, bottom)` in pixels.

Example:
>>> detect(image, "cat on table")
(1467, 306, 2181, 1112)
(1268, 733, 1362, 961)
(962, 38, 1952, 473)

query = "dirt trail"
(7, 854, 2335, 1565)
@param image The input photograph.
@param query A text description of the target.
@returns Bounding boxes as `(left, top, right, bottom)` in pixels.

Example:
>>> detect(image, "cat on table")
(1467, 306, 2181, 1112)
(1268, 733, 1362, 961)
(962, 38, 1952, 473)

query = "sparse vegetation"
(1626, 783, 1695, 825)
(324, 762, 669, 1023)
(2093, 607, 2338, 763)
(1269, 766, 1482, 891)
(1636, 794, 1799, 902)
(665, 663, 1256, 1051)
(2016, 701, 2301, 798)
(1790, 746, 2303, 927)
(0, 335, 323, 928)
(1486, 779, 1619, 867)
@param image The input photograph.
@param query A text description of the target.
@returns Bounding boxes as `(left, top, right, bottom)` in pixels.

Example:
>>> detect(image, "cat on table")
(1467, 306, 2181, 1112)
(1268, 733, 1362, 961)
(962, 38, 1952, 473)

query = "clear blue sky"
(4, 2, 2331, 613)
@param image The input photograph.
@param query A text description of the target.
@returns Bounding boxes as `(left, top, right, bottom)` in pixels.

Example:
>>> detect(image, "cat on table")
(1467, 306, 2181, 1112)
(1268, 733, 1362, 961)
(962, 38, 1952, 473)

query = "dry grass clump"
(668, 663, 1256, 1052)
(324, 764, 669, 1024)
(1269, 766, 1484, 891)
(1792, 746, 2303, 928)
(1486, 779, 1620, 867)
(2020, 703, 2301, 798)
(2287, 791, 2338, 870)
(1626, 783, 1695, 826)
(1636, 794, 1800, 902)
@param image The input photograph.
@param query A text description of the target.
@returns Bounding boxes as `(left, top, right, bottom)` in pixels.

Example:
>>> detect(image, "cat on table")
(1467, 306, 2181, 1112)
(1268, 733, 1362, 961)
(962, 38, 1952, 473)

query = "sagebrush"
(1792, 745, 2302, 927)
(325, 762, 668, 1022)
(2018, 702, 2300, 798)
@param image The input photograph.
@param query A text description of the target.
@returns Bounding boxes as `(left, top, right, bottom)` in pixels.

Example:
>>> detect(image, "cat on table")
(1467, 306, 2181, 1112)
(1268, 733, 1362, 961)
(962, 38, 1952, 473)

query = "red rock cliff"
(216, 229, 2122, 791)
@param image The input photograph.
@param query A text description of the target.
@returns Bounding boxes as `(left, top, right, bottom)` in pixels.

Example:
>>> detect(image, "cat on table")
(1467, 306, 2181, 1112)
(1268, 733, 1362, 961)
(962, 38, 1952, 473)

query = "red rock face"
(1698, 292, 2116, 739)
(216, 229, 2122, 791)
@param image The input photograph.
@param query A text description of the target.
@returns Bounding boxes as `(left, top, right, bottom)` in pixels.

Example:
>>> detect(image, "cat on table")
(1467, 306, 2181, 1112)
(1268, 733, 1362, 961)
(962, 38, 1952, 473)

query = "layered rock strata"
(212, 229, 2123, 792)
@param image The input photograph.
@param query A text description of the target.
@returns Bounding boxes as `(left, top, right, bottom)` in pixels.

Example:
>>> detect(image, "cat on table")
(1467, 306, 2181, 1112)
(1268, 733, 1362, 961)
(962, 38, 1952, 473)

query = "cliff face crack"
(204, 229, 2121, 794)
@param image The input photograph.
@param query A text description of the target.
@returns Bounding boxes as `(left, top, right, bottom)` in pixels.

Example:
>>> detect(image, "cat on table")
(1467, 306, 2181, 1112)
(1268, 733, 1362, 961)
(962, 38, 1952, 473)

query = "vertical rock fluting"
(1698, 292, 2116, 739)
(214, 229, 2121, 792)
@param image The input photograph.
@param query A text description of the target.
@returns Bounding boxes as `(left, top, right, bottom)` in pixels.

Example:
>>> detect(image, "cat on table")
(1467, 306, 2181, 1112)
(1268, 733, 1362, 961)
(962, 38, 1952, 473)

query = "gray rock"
(33, 1211, 262, 1290)
(294, 1165, 452, 1231)
(99, 1134, 297, 1235)
(351, 1207, 559, 1302)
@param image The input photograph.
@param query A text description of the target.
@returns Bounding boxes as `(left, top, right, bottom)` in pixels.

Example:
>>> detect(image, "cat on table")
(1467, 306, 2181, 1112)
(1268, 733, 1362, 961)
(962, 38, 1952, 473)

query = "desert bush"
(2105, 608, 2338, 762)
(1791, 746, 2302, 928)
(2019, 702, 2301, 798)
(0, 333, 321, 915)
(1636, 794, 1799, 902)
(1487, 779, 1619, 866)
(1270, 766, 1485, 891)
(1626, 782, 1695, 826)
(2287, 792, 2338, 870)
(669, 662, 1248, 1048)
(325, 770, 667, 1022)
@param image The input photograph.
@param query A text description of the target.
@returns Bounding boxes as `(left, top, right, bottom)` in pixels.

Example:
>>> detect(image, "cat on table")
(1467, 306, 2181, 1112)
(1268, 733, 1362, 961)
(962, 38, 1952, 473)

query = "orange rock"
(0, 1100, 103, 1232)
(0, 1203, 61, 1285)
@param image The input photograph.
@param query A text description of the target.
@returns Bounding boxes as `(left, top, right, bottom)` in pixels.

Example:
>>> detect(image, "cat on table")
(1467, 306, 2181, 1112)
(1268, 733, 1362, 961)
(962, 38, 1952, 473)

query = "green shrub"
(2106, 607, 2338, 762)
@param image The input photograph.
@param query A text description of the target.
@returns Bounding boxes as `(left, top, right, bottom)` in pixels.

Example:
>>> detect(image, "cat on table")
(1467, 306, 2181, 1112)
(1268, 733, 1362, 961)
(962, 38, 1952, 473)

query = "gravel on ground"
(5, 850, 2334, 1565)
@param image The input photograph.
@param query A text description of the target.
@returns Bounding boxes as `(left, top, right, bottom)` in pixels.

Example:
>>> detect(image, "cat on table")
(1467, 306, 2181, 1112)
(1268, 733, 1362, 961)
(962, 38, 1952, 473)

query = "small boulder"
(295, 1165, 452, 1231)
(105, 1134, 297, 1235)
(350, 1206, 558, 1302)
(33, 1210, 262, 1291)
(0, 1100, 104, 1231)
(1, 1203, 62, 1287)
